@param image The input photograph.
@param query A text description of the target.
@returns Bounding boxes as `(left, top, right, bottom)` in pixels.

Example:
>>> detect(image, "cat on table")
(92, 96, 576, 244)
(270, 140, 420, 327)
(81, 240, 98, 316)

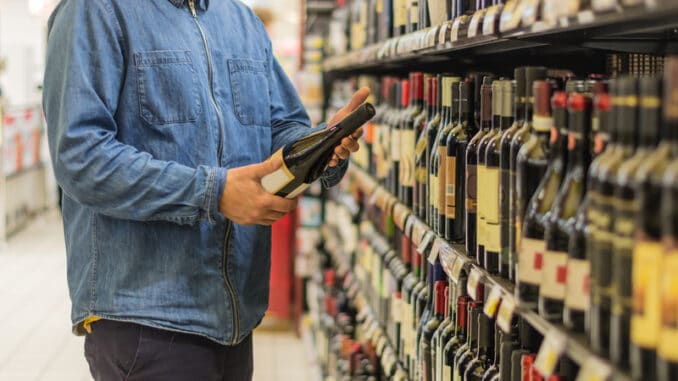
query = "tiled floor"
(0, 210, 317, 381)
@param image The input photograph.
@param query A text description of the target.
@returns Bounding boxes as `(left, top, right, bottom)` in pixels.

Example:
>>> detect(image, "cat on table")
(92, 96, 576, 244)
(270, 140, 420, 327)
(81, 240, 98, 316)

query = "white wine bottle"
(261, 103, 376, 198)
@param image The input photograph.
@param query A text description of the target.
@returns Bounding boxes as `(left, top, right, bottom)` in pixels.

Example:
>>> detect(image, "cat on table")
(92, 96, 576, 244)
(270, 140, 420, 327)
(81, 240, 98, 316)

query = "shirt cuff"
(320, 158, 349, 188)
(204, 167, 228, 224)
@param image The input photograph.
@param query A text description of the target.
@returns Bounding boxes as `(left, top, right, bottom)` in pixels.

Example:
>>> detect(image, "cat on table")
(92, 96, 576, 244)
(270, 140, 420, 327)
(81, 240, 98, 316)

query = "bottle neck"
(456, 296, 468, 334)
(549, 107, 568, 162)
(514, 100, 526, 125)
(466, 305, 480, 347)
(616, 100, 638, 151)
(566, 108, 591, 173)
(639, 96, 660, 148)
(476, 315, 494, 359)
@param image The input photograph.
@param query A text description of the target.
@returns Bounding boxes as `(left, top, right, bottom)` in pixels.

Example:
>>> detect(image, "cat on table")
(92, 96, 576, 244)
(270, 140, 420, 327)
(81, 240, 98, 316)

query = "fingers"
(252, 155, 283, 178)
(351, 127, 364, 140)
(268, 195, 298, 214)
(345, 87, 371, 113)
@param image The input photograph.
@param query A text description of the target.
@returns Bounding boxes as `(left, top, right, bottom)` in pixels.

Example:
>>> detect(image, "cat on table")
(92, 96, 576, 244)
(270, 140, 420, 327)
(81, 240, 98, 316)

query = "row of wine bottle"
(335, 56, 678, 380)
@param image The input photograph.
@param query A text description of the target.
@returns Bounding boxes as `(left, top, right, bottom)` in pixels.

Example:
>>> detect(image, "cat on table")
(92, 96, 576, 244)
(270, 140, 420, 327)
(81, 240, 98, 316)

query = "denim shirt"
(43, 0, 347, 345)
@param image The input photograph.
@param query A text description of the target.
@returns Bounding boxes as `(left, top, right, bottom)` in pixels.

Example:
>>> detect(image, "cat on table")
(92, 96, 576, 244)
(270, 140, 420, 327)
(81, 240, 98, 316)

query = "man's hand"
(219, 156, 298, 225)
(327, 87, 372, 167)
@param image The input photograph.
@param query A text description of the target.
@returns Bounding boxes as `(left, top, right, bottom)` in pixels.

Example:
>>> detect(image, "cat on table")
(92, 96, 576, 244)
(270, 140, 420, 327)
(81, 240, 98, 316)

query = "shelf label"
(483, 284, 503, 318)
(496, 294, 516, 333)
(428, 238, 446, 264)
(440, 245, 457, 278)
(368, 186, 382, 205)
(467, 268, 483, 300)
(451, 255, 467, 284)
(577, 10, 595, 25)
(534, 329, 567, 377)
(393, 203, 410, 230)
(467, 9, 486, 38)
(483, 5, 500, 35)
(575, 357, 613, 381)
(450, 15, 468, 42)
(417, 231, 435, 254)
(405, 216, 416, 240)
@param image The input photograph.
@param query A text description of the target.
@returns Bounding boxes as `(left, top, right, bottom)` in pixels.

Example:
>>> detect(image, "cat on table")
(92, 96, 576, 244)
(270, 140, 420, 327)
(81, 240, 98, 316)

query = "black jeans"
(84, 320, 253, 381)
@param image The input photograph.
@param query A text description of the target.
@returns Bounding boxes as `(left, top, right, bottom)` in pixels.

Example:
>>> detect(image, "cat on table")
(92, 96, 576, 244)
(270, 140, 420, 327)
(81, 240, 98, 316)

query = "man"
(42, 0, 368, 380)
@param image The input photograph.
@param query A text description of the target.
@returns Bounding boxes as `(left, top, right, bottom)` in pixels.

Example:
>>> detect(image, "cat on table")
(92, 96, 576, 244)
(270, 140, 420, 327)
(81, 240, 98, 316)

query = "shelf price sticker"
(467, 268, 483, 301)
(534, 329, 567, 377)
(428, 238, 446, 264)
(393, 203, 410, 230)
(405, 216, 416, 240)
(496, 294, 516, 333)
(575, 357, 613, 381)
(482, 5, 500, 35)
(368, 186, 382, 206)
(467, 9, 486, 38)
(417, 231, 435, 255)
(451, 255, 467, 284)
(483, 284, 503, 318)
(440, 244, 457, 278)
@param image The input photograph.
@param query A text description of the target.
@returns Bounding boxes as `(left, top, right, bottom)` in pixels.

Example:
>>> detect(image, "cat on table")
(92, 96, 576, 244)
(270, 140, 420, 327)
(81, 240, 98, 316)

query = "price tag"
(427, 26, 438, 48)
(437, 21, 451, 45)
(405, 216, 416, 239)
(428, 238, 445, 264)
(467, 9, 486, 38)
(483, 284, 503, 318)
(393, 203, 409, 230)
(496, 294, 516, 333)
(369, 186, 382, 206)
(450, 16, 467, 43)
(482, 5, 500, 35)
(417, 231, 435, 254)
(575, 357, 613, 381)
(499, 0, 517, 32)
(577, 10, 595, 24)
(467, 268, 483, 300)
(534, 330, 567, 377)
(439, 245, 456, 278)
(411, 219, 423, 245)
(451, 255, 467, 284)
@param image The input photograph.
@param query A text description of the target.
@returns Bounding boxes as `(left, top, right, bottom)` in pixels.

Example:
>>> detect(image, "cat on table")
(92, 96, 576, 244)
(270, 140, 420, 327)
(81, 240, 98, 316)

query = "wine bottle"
(563, 86, 612, 333)
(262, 103, 375, 198)
(481, 328, 503, 381)
(427, 77, 443, 229)
(590, 77, 638, 357)
(656, 57, 678, 381)
(484, 80, 509, 275)
(443, 286, 471, 381)
(516, 79, 558, 309)
(416, 76, 434, 219)
(464, 314, 495, 381)
(509, 66, 547, 282)
(540, 84, 591, 322)
(611, 77, 658, 369)
(500, 68, 526, 281)
(432, 278, 455, 381)
(436, 77, 463, 237)
(416, 260, 444, 380)
(402, 73, 425, 210)
(389, 81, 404, 197)
(421, 280, 447, 381)
(467, 77, 492, 260)
(630, 71, 674, 381)
(454, 304, 482, 381)
(476, 77, 498, 269)
(446, 80, 474, 243)
(396, 77, 412, 204)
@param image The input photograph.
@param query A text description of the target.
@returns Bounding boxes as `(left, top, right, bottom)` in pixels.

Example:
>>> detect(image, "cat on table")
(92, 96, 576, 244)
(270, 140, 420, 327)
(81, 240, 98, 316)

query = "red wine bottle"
(262, 103, 375, 198)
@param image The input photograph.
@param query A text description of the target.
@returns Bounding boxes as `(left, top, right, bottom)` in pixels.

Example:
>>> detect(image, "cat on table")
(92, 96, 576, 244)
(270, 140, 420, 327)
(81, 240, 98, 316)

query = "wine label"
(466, 164, 477, 213)
(631, 240, 662, 349)
(409, 0, 419, 26)
(260, 148, 294, 195)
(485, 167, 501, 252)
(450, 15, 468, 42)
(394, 0, 407, 28)
(517, 238, 545, 286)
(659, 250, 678, 361)
(477, 165, 487, 247)
(430, 173, 438, 213)
(391, 129, 401, 161)
(286, 183, 310, 199)
(443, 364, 452, 381)
(438, 147, 447, 216)
(445, 156, 457, 217)
(540, 250, 568, 300)
(564, 258, 590, 311)
(401, 129, 416, 186)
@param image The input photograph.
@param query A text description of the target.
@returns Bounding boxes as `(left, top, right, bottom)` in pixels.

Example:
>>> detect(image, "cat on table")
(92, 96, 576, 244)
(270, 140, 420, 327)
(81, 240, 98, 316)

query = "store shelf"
(342, 164, 631, 381)
(323, 2, 678, 73)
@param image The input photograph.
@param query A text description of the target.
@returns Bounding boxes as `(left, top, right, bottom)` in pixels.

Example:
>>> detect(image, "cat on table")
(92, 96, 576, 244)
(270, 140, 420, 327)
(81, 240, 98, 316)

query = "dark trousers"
(85, 320, 253, 381)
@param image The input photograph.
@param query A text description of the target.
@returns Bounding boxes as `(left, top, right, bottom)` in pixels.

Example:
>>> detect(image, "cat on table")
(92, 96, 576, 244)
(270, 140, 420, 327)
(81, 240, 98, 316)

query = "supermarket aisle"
(0, 210, 314, 381)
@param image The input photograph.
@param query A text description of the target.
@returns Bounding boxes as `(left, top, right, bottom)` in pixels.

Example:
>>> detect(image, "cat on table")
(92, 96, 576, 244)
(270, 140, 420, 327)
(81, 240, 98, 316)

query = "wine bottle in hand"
(261, 103, 376, 198)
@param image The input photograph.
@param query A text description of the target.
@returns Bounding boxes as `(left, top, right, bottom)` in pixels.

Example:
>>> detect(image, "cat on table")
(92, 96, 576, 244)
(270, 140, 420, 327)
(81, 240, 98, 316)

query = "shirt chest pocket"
(135, 50, 202, 125)
(228, 58, 270, 127)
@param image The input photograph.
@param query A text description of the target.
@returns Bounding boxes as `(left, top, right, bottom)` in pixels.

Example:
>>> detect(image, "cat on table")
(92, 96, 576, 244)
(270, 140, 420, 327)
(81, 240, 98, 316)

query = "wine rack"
(326, 163, 631, 380)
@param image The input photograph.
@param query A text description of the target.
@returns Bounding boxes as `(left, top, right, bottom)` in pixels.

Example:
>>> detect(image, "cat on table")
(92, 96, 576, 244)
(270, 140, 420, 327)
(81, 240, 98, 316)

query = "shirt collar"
(168, 0, 209, 11)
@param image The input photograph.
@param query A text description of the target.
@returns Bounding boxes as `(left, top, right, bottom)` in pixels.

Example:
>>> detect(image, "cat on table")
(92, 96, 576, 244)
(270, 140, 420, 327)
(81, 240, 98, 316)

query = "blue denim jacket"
(43, 0, 347, 345)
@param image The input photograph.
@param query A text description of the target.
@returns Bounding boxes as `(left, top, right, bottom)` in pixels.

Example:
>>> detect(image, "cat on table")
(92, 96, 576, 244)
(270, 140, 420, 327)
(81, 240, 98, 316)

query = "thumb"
(328, 86, 372, 127)
(253, 154, 284, 179)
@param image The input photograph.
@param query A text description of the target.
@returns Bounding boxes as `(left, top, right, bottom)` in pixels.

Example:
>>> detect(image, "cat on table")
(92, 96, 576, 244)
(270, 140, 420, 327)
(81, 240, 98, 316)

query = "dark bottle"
(484, 80, 511, 275)
(394, 0, 408, 36)
(446, 80, 475, 243)
(402, 73, 425, 208)
(454, 304, 482, 381)
(590, 78, 638, 357)
(416, 260, 444, 380)
(464, 313, 495, 381)
(500, 68, 526, 281)
(436, 277, 464, 381)
(539, 85, 592, 322)
(655, 57, 678, 381)
(476, 77, 499, 269)
(517, 85, 567, 308)
(409, 244, 429, 379)
(412, 74, 433, 218)
(382, 81, 398, 192)
(430, 76, 449, 233)
(421, 280, 447, 381)
(401, 235, 422, 367)
(509, 67, 548, 280)
(389, 80, 405, 197)
(466, 77, 492, 260)
(427, 77, 443, 228)
(509, 319, 541, 381)
(630, 69, 676, 381)
(436, 77, 463, 237)
(563, 88, 612, 333)
(262, 103, 375, 197)
(481, 328, 503, 381)
(611, 77, 659, 369)
(443, 288, 471, 381)
(432, 278, 455, 381)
